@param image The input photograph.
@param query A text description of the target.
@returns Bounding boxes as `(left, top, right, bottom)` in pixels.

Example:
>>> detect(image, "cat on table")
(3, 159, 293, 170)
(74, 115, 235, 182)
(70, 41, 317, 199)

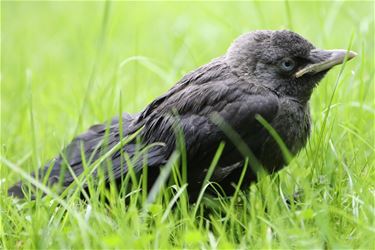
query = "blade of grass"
(312, 32, 356, 167)
(210, 112, 266, 176)
(74, 1, 111, 134)
(256, 115, 293, 164)
(145, 151, 180, 205)
(193, 142, 225, 217)
(1, 157, 94, 249)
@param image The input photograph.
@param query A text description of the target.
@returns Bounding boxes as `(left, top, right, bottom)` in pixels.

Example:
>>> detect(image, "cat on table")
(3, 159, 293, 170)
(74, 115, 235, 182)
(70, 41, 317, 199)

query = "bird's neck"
(272, 83, 313, 106)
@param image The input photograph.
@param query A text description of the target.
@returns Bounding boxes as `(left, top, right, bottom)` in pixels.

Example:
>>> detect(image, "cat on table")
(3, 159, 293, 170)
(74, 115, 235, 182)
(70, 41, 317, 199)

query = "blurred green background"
(2, 1, 373, 165)
(1, 1, 374, 248)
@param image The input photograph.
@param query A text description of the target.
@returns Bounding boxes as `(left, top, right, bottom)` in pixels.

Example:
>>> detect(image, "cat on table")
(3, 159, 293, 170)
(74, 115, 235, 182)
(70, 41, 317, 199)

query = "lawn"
(1, 1, 374, 249)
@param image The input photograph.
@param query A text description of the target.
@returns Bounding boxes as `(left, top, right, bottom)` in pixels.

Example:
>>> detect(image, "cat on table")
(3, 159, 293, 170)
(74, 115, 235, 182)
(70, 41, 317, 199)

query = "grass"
(1, 1, 374, 249)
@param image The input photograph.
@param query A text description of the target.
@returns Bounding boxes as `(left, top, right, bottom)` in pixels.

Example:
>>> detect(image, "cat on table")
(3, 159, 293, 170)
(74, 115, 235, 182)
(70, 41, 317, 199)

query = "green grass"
(1, 1, 374, 249)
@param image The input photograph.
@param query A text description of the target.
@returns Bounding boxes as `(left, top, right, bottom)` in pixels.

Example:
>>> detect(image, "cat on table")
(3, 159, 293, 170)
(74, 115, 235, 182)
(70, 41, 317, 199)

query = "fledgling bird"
(8, 30, 356, 201)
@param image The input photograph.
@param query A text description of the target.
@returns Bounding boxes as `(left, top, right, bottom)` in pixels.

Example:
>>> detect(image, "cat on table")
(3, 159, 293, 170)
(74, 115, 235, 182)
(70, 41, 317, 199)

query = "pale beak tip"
(294, 49, 357, 78)
(348, 50, 358, 60)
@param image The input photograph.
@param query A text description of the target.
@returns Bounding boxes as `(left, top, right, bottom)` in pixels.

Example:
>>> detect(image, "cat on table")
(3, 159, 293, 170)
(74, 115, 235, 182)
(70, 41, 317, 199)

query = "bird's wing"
(138, 56, 228, 121)
(140, 59, 279, 167)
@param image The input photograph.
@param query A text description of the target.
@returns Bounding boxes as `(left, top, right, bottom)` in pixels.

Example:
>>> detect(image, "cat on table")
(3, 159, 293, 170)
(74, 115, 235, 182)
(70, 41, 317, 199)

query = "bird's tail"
(7, 112, 164, 199)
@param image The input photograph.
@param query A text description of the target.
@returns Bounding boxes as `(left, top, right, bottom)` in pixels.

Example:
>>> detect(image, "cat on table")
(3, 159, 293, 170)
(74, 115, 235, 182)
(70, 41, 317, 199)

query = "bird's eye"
(280, 58, 296, 72)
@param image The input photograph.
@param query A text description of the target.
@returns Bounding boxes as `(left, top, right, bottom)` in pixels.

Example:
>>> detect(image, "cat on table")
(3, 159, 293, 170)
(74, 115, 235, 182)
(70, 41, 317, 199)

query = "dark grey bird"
(8, 30, 356, 201)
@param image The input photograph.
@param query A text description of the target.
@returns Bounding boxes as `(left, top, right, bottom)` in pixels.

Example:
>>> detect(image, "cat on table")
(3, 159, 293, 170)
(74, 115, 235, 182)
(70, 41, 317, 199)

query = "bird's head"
(226, 30, 357, 103)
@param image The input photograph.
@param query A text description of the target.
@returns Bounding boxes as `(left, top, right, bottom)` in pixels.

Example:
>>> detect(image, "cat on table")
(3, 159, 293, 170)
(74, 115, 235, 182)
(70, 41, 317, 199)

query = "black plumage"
(8, 30, 356, 201)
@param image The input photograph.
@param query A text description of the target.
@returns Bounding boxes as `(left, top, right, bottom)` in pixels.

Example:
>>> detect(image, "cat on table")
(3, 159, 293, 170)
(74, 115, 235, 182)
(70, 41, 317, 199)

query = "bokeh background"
(2, 1, 373, 163)
(1, 1, 374, 248)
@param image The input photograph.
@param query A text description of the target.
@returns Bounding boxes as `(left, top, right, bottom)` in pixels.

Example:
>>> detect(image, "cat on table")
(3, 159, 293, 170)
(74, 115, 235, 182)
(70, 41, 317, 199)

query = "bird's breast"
(259, 98, 311, 171)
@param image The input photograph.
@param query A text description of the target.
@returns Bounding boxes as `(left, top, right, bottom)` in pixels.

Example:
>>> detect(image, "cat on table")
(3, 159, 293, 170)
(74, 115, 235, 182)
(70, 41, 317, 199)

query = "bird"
(8, 30, 357, 201)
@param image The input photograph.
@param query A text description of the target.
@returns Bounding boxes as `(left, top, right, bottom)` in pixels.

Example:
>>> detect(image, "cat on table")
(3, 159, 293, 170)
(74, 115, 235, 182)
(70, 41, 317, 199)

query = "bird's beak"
(295, 49, 357, 78)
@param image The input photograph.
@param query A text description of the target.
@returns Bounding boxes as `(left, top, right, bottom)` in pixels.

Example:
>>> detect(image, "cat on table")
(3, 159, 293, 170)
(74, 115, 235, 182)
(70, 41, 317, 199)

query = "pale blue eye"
(280, 58, 295, 71)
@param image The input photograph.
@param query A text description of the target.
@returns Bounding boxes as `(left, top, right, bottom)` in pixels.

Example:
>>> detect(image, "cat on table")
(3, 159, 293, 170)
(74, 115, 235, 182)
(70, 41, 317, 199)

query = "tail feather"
(7, 112, 166, 198)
